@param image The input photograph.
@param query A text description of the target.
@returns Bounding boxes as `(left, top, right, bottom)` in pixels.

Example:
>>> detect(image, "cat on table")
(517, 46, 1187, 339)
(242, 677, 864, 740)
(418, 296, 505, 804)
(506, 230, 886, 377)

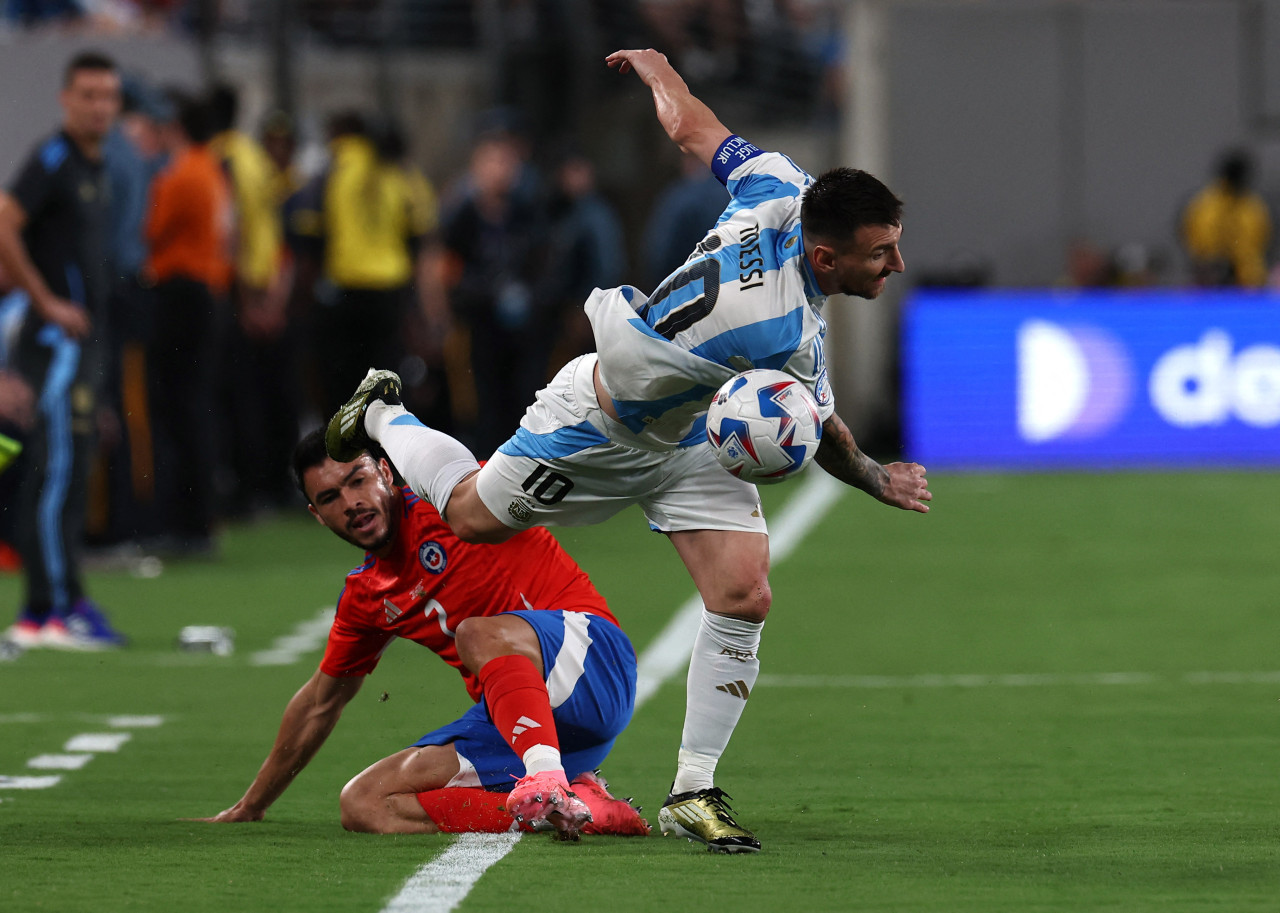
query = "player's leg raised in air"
(327, 368, 508, 542)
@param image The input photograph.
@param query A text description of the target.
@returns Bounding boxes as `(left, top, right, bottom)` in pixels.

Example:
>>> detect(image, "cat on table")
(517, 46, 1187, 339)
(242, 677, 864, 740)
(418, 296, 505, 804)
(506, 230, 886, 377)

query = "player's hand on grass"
(880, 461, 931, 513)
(187, 802, 265, 823)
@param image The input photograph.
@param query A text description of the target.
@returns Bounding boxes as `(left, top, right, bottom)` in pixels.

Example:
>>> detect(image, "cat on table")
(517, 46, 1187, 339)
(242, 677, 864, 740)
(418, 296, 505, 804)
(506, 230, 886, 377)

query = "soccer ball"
(706, 369, 823, 484)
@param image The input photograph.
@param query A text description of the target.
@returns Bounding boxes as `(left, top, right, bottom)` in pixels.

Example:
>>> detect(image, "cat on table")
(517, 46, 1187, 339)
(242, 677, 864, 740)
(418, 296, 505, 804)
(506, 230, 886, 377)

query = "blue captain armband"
(711, 135, 765, 185)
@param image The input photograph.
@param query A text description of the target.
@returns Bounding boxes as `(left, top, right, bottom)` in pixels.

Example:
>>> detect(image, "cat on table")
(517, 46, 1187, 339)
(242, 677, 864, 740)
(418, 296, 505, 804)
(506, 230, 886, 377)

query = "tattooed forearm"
(814, 415, 887, 497)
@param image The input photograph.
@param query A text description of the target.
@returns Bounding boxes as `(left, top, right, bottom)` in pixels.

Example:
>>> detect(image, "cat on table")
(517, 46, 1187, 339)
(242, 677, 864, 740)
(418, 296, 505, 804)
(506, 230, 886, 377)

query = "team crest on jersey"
(418, 540, 447, 574)
(507, 497, 534, 523)
(814, 369, 832, 407)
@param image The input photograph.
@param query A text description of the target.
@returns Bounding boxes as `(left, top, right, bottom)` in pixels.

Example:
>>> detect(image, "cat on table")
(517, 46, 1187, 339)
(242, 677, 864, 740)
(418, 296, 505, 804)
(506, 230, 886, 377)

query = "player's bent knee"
(338, 776, 380, 833)
(720, 576, 772, 622)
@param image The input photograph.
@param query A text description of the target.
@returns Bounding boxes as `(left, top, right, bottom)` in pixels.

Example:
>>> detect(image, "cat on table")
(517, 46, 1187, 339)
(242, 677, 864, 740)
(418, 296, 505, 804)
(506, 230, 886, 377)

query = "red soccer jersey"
(320, 489, 618, 701)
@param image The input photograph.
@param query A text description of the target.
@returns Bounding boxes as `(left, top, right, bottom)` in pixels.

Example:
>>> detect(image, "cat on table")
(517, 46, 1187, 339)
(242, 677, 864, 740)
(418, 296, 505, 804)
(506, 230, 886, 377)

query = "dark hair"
(327, 110, 368, 141)
(206, 83, 239, 134)
(64, 50, 117, 88)
(292, 428, 341, 502)
(801, 167, 903, 244)
(1218, 149, 1252, 193)
(170, 90, 215, 144)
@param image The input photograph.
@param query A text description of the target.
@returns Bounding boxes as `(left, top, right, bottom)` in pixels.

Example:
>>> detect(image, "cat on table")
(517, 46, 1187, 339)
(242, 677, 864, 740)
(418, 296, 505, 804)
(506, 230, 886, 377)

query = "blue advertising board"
(901, 289, 1280, 468)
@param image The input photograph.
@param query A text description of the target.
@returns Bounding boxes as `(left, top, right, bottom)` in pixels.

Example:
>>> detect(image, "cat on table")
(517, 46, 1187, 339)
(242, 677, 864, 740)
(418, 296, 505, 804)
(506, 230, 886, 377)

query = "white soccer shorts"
(475, 355, 767, 535)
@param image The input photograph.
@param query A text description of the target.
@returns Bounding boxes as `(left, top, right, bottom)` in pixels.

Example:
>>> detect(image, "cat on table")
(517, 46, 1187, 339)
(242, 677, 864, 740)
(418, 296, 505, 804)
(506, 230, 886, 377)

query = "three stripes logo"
(669, 802, 716, 826)
(383, 598, 404, 625)
(511, 715, 542, 739)
(715, 680, 751, 700)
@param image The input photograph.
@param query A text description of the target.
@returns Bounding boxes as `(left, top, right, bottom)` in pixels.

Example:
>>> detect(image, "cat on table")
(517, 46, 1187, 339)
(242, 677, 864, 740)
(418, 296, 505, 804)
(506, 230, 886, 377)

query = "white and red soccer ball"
(706, 369, 823, 484)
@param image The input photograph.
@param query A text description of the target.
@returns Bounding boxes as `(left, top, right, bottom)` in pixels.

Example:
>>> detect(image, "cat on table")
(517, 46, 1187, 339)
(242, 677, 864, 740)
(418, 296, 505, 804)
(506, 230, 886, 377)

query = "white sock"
(364, 401, 479, 515)
(521, 744, 566, 780)
(672, 610, 764, 795)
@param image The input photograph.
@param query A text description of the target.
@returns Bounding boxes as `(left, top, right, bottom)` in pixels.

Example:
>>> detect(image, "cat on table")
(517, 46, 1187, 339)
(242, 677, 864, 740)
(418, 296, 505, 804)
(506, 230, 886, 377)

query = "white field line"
(379, 832, 522, 913)
(758, 671, 1280, 689)
(0, 713, 169, 725)
(0, 718, 166, 794)
(249, 607, 336, 666)
(379, 469, 844, 913)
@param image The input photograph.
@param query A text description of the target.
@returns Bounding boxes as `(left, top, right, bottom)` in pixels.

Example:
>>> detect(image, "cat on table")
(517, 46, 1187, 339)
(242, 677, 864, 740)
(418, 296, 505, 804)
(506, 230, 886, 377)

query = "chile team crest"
(418, 540, 447, 574)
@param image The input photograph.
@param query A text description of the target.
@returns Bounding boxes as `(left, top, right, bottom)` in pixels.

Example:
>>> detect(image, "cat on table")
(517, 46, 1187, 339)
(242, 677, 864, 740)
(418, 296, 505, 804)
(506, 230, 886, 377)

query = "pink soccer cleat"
(505, 771, 592, 838)
(572, 770, 651, 837)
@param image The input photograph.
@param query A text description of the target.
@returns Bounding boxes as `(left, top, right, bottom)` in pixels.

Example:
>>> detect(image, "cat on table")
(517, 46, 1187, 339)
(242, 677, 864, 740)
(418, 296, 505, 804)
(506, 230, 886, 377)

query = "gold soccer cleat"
(325, 368, 402, 462)
(658, 786, 761, 854)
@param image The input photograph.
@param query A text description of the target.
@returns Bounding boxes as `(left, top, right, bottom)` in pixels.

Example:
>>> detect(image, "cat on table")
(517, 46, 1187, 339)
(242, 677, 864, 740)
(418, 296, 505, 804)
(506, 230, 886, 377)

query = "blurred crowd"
(0, 49, 738, 589)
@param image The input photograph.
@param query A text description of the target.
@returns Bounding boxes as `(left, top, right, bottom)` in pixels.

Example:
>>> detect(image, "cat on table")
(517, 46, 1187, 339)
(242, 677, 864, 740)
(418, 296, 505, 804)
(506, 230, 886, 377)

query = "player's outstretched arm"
(194, 669, 364, 822)
(815, 413, 931, 513)
(606, 49, 731, 168)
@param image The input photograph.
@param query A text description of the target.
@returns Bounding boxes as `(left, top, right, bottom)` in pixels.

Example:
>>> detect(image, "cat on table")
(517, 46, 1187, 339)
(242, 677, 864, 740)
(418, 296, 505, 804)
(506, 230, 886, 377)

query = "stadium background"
(4, 0, 1277, 448)
(3, 2, 1280, 911)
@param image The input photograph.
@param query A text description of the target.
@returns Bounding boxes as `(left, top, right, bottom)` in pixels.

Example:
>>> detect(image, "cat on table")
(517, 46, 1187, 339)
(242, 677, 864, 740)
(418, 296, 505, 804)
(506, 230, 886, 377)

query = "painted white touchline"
(250, 607, 336, 666)
(380, 832, 522, 913)
(756, 671, 1280, 689)
(0, 713, 45, 724)
(64, 733, 132, 753)
(379, 470, 843, 912)
(0, 776, 62, 789)
(27, 754, 94, 770)
(106, 715, 165, 728)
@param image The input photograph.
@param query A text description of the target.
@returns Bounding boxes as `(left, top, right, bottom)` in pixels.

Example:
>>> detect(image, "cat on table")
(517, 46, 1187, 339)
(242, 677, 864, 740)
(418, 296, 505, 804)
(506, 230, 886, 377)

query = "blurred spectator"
(209, 85, 297, 514)
(541, 148, 626, 366)
(643, 151, 728, 289)
(640, 0, 744, 83)
(260, 109, 300, 205)
(3, 0, 82, 27)
(0, 51, 127, 649)
(286, 111, 437, 417)
(439, 130, 552, 456)
(1064, 239, 1118, 289)
(144, 89, 232, 555)
(90, 73, 168, 547)
(1180, 148, 1272, 288)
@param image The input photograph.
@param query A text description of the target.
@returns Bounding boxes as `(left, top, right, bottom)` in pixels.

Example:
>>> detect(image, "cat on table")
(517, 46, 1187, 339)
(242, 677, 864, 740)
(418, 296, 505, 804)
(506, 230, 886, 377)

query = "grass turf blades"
(1, 471, 1278, 911)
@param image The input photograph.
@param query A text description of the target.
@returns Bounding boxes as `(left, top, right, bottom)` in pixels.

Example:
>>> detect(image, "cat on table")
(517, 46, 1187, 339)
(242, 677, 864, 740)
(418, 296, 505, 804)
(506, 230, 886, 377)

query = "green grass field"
(3, 471, 1279, 912)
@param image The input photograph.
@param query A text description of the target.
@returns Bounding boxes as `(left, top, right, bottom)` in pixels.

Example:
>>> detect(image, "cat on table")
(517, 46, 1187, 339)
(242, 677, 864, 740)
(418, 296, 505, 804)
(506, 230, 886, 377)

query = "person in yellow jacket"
(285, 112, 438, 416)
(1181, 149, 1272, 288)
(208, 85, 298, 513)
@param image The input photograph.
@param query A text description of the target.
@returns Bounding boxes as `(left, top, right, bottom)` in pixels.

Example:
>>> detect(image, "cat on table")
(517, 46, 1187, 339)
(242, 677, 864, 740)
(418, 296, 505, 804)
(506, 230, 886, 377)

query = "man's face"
(304, 454, 399, 553)
(822, 223, 905, 299)
(61, 69, 122, 143)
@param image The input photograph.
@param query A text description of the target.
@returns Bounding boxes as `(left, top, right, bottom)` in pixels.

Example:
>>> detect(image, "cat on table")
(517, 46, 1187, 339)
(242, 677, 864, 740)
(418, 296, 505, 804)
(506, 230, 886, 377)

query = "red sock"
(416, 787, 532, 833)
(478, 654, 561, 762)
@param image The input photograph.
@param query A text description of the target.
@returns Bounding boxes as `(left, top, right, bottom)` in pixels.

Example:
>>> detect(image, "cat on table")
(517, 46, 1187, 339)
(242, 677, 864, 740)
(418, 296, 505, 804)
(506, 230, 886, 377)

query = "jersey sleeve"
(710, 135, 812, 203)
(8, 140, 63, 223)
(319, 588, 395, 678)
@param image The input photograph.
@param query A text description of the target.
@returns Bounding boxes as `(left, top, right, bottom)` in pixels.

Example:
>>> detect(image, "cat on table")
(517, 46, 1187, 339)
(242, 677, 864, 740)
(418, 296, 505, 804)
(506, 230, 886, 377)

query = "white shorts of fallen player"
(476, 354, 767, 536)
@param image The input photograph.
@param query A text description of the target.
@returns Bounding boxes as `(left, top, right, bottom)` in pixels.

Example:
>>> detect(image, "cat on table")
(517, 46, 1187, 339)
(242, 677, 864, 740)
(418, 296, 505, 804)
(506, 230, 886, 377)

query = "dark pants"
(147, 278, 221, 541)
(12, 321, 99, 615)
(222, 308, 301, 508)
(311, 286, 408, 418)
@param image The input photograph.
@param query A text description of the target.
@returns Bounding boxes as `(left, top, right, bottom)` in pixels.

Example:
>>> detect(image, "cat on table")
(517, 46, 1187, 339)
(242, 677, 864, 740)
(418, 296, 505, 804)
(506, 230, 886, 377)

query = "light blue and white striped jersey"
(587, 135, 835, 451)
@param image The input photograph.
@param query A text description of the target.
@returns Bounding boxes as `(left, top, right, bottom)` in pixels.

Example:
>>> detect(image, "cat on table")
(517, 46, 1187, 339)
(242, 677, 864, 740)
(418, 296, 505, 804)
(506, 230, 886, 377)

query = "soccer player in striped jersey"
(328, 48, 931, 852)
(198, 430, 647, 838)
